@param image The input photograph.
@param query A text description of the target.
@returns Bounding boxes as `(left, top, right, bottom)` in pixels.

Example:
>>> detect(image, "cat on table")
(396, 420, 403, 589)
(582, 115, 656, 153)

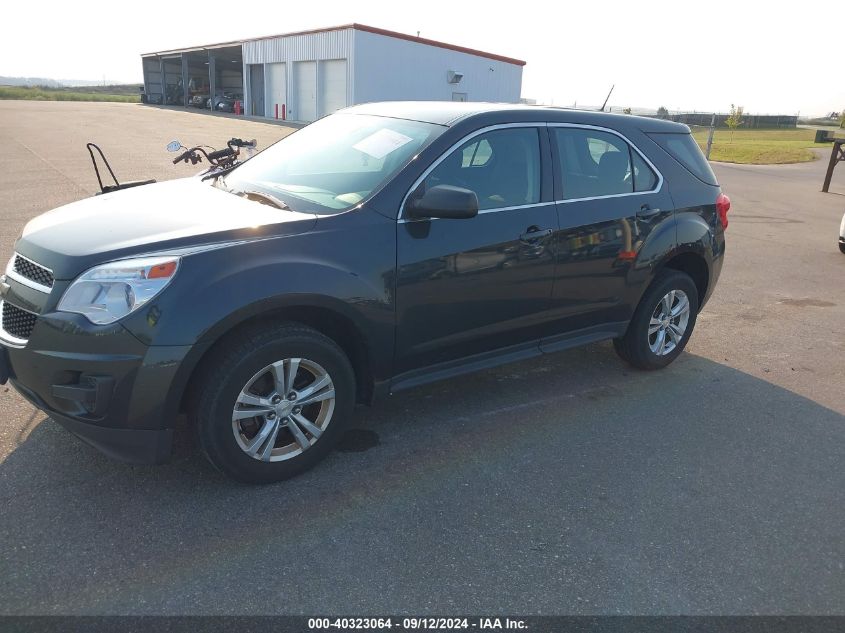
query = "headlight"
(58, 256, 180, 325)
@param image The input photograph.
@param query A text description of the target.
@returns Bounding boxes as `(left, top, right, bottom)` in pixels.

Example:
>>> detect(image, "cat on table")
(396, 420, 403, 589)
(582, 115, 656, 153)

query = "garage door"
(248, 64, 264, 116)
(294, 61, 317, 122)
(266, 62, 286, 119)
(319, 59, 347, 118)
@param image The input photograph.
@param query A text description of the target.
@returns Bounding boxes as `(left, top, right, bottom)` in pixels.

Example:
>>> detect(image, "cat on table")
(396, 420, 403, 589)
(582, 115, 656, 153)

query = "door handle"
(637, 204, 661, 219)
(519, 227, 553, 242)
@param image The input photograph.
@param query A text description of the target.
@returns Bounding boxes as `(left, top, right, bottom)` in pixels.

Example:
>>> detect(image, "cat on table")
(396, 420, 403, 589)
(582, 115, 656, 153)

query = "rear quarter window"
(648, 132, 718, 186)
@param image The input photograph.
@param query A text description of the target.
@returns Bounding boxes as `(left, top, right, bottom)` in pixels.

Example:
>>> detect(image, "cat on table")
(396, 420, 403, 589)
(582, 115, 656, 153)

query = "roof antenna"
(599, 84, 615, 112)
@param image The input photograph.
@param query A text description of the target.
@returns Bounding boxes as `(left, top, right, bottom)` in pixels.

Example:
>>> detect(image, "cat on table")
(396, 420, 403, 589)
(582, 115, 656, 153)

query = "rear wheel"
(189, 322, 355, 484)
(613, 270, 699, 370)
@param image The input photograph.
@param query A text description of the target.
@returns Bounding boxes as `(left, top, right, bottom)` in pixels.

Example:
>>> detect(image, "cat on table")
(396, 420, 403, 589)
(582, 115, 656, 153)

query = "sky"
(2, 0, 841, 116)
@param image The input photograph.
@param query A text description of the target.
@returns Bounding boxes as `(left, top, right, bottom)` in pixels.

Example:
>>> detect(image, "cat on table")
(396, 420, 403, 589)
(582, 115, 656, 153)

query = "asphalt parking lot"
(0, 101, 843, 615)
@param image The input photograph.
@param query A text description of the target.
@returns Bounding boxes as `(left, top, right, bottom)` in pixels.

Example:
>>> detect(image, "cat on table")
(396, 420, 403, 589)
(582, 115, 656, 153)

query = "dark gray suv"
(0, 102, 729, 483)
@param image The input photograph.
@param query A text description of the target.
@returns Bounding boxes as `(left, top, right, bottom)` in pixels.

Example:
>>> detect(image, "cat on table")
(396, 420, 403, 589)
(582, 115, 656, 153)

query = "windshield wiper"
(239, 189, 291, 210)
(201, 165, 238, 183)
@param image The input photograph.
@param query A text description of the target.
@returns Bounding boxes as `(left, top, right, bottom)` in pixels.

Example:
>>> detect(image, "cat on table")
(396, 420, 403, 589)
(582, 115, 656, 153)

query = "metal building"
(140, 24, 525, 123)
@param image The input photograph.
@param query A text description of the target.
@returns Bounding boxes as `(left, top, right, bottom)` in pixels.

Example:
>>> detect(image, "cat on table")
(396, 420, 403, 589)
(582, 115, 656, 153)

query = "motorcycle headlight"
(58, 256, 180, 325)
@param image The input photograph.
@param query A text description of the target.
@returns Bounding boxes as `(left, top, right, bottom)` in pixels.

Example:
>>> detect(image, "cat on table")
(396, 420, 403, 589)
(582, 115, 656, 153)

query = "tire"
(189, 322, 356, 484)
(838, 240, 845, 254)
(613, 270, 700, 370)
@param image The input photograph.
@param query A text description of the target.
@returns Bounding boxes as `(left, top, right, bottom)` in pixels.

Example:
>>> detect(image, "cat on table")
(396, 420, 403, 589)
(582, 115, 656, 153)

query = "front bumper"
(11, 378, 173, 463)
(1, 308, 195, 464)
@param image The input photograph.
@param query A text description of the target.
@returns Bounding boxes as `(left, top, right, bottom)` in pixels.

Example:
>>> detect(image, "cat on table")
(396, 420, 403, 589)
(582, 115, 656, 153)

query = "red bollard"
(235, 100, 241, 116)
(282, 104, 286, 121)
(275, 103, 279, 120)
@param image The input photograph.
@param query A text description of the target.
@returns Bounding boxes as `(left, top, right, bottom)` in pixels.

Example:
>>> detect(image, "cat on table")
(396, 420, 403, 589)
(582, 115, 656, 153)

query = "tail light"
(716, 193, 731, 229)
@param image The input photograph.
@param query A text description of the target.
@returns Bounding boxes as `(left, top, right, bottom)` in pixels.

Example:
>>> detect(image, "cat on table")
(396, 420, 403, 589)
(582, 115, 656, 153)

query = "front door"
(394, 126, 558, 378)
(542, 125, 674, 344)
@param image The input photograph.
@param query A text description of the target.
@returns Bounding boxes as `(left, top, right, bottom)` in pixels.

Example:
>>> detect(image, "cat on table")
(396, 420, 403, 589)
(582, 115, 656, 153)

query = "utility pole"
(705, 112, 716, 160)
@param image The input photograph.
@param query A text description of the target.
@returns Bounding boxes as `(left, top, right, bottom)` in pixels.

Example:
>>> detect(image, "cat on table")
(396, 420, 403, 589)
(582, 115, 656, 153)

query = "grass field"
(0, 85, 140, 103)
(691, 128, 831, 164)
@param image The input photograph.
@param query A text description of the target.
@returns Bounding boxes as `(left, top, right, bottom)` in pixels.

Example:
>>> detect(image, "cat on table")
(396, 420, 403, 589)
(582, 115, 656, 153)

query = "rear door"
(394, 125, 558, 378)
(542, 125, 674, 346)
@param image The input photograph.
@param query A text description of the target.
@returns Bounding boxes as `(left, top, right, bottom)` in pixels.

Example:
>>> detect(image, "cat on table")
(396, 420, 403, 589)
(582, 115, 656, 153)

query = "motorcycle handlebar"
(229, 138, 257, 149)
(172, 140, 250, 166)
(208, 147, 236, 161)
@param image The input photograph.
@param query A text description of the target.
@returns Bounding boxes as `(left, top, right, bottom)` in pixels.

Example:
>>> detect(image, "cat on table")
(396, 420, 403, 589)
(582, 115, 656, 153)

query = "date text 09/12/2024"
(308, 618, 528, 630)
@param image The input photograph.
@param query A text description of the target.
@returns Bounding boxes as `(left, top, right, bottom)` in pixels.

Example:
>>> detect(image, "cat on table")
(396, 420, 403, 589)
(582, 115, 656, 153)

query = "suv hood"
(14, 178, 317, 280)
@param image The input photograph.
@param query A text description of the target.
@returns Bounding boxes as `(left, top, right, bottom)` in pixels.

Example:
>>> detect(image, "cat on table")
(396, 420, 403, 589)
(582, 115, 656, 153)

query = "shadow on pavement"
(1, 343, 843, 615)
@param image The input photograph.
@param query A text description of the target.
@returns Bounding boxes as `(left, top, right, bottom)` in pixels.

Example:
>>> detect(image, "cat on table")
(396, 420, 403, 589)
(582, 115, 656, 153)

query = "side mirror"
(166, 140, 182, 152)
(405, 185, 479, 220)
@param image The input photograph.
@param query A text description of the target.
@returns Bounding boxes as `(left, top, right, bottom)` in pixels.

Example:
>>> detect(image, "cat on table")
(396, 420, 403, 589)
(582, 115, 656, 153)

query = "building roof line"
(350, 24, 526, 66)
(140, 23, 527, 66)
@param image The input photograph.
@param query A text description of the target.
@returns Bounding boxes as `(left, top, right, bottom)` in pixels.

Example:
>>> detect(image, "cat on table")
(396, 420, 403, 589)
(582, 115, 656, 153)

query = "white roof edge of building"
(141, 23, 526, 67)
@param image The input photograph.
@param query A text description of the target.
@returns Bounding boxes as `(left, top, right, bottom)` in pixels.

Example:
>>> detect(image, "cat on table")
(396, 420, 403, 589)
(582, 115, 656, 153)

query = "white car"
(840, 212, 845, 253)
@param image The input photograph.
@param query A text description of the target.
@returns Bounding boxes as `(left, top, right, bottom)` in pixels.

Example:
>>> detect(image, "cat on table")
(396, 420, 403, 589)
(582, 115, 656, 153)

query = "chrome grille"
(12, 255, 54, 289)
(1, 302, 38, 341)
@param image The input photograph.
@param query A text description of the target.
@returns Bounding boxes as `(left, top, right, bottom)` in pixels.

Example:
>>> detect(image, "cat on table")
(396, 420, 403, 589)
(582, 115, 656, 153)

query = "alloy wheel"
(648, 289, 691, 356)
(231, 358, 336, 462)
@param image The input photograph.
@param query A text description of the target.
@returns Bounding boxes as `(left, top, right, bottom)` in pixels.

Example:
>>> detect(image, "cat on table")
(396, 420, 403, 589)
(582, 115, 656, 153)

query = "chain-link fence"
(659, 112, 798, 129)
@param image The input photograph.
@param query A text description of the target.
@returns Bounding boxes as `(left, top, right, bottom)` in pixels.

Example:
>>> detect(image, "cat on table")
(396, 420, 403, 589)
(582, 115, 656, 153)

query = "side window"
(632, 151, 658, 192)
(461, 139, 493, 167)
(425, 128, 541, 211)
(554, 128, 633, 199)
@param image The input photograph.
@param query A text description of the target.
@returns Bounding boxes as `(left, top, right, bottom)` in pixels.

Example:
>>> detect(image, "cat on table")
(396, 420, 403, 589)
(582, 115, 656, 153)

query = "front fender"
(149, 286, 391, 428)
(123, 209, 396, 348)
(121, 211, 397, 421)
(124, 247, 391, 348)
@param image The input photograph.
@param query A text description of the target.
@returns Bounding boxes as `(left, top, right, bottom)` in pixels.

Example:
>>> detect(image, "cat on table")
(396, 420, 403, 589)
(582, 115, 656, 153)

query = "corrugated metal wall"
(141, 58, 162, 100)
(352, 30, 522, 105)
(243, 29, 352, 64)
(243, 29, 353, 121)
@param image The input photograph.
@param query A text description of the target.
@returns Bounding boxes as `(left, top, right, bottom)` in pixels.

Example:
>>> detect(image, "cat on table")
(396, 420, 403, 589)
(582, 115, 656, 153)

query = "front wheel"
(613, 270, 700, 370)
(189, 323, 356, 484)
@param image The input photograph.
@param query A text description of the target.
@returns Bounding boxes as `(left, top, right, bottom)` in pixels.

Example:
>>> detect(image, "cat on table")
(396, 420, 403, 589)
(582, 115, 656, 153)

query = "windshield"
(223, 114, 445, 214)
